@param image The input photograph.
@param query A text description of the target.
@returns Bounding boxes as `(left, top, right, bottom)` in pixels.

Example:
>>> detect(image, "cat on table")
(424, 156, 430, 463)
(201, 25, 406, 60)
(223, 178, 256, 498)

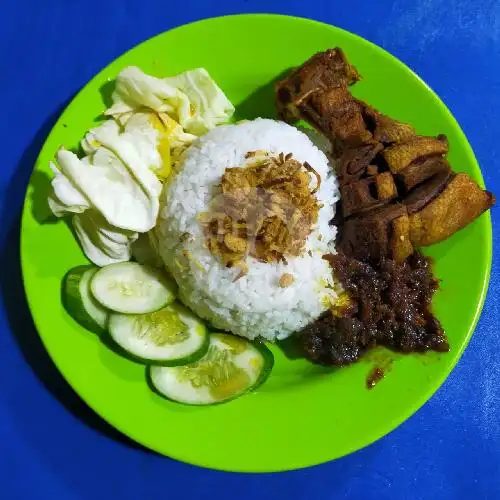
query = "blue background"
(0, 1, 498, 498)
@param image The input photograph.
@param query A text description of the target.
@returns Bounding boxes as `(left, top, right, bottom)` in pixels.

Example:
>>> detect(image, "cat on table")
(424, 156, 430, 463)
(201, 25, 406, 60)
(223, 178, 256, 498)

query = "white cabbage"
(49, 123, 162, 265)
(105, 66, 234, 136)
(164, 68, 235, 135)
(73, 210, 138, 267)
(105, 66, 183, 118)
(48, 65, 234, 266)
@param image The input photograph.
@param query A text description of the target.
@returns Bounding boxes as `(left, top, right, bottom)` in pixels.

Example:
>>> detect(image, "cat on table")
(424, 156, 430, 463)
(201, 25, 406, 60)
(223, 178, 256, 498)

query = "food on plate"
(63, 265, 109, 333)
(408, 173, 495, 246)
(130, 232, 164, 268)
(382, 135, 449, 173)
(276, 48, 494, 261)
(339, 204, 413, 263)
(106, 66, 235, 136)
(202, 151, 321, 266)
(90, 261, 176, 314)
(108, 303, 208, 365)
(276, 47, 494, 366)
(50, 47, 494, 399)
(49, 123, 163, 266)
(148, 333, 273, 405)
(156, 119, 339, 341)
(49, 67, 234, 267)
(300, 251, 448, 366)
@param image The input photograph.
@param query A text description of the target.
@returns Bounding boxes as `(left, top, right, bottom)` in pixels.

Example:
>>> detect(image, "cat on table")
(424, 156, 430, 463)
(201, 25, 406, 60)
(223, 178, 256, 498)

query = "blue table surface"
(1, 1, 499, 498)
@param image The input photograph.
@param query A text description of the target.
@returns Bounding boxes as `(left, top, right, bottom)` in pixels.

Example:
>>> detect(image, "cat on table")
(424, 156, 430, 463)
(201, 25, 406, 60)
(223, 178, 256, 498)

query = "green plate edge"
(20, 14, 492, 472)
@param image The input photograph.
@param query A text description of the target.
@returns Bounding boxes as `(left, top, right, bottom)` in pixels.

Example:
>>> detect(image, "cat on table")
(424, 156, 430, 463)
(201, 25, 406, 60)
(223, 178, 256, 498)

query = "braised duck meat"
(398, 157, 451, 192)
(375, 172, 398, 200)
(336, 141, 384, 185)
(276, 47, 360, 124)
(409, 173, 495, 246)
(277, 48, 494, 369)
(341, 172, 397, 217)
(307, 86, 372, 147)
(339, 204, 413, 262)
(361, 105, 416, 145)
(404, 170, 454, 214)
(382, 135, 449, 173)
(276, 47, 495, 261)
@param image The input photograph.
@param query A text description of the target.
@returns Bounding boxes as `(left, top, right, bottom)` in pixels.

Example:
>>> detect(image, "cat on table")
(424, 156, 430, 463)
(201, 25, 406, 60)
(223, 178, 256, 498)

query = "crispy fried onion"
(200, 152, 321, 271)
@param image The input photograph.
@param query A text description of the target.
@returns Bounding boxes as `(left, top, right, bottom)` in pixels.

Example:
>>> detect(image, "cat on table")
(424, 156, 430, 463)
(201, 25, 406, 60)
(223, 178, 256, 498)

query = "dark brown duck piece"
(275, 47, 360, 122)
(361, 105, 416, 145)
(409, 173, 495, 246)
(341, 172, 398, 217)
(336, 141, 384, 184)
(276, 47, 495, 261)
(382, 135, 449, 173)
(404, 170, 455, 214)
(339, 204, 413, 262)
(398, 157, 452, 191)
(307, 86, 373, 146)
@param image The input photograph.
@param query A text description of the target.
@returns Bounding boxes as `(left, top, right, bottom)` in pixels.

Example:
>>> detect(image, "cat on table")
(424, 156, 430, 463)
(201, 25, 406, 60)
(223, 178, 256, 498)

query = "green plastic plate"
(21, 14, 492, 472)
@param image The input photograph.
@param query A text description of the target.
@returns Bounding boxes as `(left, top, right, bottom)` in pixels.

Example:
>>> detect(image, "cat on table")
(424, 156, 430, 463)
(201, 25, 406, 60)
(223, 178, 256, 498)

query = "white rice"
(156, 118, 340, 341)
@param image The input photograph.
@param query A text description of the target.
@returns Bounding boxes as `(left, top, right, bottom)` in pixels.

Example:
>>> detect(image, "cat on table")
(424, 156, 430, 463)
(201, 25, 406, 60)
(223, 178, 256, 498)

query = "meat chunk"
(375, 171, 398, 200)
(362, 105, 416, 144)
(340, 179, 379, 217)
(404, 170, 454, 214)
(391, 213, 414, 262)
(275, 49, 372, 148)
(398, 157, 451, 191)
(275, 48, 360, 122)
(340, 216, 388, 262)
(409, 173, 495, 246)
(339, 204, 408, 261)
(341, 180, 374, 217)
(336, 141, 384, 184)
(341, 172, 397, 217)
(288, 47, 360, 92)
(383, 135, 449, 173)
(307, 86, 372, 146)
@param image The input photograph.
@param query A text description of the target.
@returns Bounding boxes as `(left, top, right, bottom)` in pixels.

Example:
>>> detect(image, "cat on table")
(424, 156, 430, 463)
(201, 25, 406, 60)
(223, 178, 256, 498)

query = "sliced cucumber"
(148, 333, 274, 405)
(90, 262, 176, 314)
(63, 266, 109, 333)
(108, 303, 208, 365)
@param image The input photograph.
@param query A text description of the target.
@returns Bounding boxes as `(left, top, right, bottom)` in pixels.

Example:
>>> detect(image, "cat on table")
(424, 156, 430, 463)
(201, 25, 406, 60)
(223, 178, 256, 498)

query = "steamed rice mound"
(157, 118, 340, 341)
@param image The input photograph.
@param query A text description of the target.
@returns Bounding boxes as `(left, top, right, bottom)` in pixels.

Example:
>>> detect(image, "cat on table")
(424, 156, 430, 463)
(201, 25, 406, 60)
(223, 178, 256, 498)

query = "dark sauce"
(299, 251, 449, 367)
(366, 367, 385, 389)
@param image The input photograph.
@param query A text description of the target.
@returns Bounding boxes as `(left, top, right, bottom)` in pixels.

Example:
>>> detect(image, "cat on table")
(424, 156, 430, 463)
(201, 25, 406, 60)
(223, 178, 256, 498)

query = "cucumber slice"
(63, 266, 109, 333)
(148, 333, 274, 405)
(108, 303, 208, 365)
(90, 262, 176, 314)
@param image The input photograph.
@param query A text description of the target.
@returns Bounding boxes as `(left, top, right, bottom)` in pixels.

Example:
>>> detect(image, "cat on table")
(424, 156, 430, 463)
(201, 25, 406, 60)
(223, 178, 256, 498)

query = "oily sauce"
(300, 251, 449, 367)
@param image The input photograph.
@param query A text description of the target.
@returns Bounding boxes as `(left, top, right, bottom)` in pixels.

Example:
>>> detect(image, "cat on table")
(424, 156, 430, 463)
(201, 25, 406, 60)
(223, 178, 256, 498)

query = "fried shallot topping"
(279, 273, 295, 288)
(201, 153, 321, 268)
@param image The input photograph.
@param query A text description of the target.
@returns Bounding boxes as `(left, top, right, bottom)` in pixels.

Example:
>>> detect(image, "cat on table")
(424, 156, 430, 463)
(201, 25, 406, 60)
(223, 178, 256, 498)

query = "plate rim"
(20, 13, 493, 472)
